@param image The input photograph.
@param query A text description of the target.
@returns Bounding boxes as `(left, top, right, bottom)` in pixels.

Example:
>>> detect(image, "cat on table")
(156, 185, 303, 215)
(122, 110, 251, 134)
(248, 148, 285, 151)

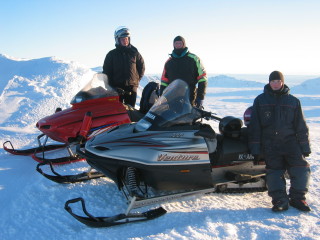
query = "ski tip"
(145, 207, 167, 219)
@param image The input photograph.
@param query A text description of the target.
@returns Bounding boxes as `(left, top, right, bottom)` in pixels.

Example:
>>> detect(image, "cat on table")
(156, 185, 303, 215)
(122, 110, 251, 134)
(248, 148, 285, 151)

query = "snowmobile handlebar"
(116, 88, 132, 96)
(198, 109, 222, 122)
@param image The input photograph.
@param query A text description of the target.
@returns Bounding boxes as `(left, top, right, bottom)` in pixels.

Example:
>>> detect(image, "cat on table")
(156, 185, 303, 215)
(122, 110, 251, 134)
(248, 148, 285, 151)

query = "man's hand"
(195, 99, 204, 108)
(253, 154, 260, 165)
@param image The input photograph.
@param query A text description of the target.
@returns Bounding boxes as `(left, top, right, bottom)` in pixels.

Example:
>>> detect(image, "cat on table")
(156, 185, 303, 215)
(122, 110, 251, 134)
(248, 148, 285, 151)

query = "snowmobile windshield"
(135, 79, 202, 131)
(70, 73, 118, 104)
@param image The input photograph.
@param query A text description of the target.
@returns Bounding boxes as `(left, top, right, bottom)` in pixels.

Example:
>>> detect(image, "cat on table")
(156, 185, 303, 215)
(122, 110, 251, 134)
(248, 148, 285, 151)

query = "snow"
(0, 55, 320, 240)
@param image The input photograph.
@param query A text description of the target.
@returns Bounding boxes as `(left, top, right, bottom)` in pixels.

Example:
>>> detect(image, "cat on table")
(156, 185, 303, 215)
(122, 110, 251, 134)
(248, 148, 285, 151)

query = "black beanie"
(173, 36, 186, 48)
(269, 71, 284, 83)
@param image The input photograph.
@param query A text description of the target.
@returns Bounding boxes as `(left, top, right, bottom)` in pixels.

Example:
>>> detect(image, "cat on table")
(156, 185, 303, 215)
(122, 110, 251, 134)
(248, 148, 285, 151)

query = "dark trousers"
(263, 137, 310, 202)
(120, 91, 137, 107)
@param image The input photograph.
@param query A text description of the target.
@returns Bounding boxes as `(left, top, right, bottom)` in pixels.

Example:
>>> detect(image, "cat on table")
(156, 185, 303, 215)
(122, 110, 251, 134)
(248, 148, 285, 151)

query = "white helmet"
(114, 26, 130, 45)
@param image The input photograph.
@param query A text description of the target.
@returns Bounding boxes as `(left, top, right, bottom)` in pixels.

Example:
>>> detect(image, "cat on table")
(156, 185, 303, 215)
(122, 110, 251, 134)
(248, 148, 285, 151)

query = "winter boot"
(289, 199, 311, 212)
(272, 199, 289, 212)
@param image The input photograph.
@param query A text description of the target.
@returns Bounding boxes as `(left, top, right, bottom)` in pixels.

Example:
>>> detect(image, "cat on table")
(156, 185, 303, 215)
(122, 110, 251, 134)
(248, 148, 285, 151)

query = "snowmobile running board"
(36, 162, 105, 184)
(129, 187, 219, 210)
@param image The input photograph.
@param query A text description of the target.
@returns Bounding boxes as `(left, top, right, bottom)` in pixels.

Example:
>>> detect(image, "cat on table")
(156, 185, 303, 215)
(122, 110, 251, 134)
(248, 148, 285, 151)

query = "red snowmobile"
(3, 73, 154, 165)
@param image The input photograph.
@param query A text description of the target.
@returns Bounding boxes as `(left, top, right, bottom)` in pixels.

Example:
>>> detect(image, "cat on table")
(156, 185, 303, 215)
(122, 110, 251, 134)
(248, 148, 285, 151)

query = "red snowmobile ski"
(3, 73, 147, 165)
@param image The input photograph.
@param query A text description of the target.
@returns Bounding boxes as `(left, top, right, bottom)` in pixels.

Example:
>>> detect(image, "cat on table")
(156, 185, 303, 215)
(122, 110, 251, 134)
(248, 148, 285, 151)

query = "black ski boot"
(289, 199, 311, 212)
(272, 199, 289, 212)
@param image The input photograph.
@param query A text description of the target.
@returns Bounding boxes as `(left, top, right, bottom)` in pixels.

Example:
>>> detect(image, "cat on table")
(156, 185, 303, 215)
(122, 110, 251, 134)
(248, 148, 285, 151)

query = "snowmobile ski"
(36, 162, 104, 184)
(3, 140, 66, 156)
(31, 152, 85, 165)
(64, 197, 166, 228)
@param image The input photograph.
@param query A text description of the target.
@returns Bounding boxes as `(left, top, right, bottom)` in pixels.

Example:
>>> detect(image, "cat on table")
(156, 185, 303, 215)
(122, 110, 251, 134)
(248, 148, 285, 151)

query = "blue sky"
(1, 0, 319, 75)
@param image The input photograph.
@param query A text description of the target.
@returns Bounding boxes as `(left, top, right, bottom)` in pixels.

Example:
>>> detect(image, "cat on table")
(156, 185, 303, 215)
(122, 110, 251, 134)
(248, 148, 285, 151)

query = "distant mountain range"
(207, 75, 264, 88)
(1, 54, 319, 96)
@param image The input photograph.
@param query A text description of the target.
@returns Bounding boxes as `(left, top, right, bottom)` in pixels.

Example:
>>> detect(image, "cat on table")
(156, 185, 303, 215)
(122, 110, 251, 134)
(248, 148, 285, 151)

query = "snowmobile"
(64, 79, 266, 227)
(3, 73, 155, 165)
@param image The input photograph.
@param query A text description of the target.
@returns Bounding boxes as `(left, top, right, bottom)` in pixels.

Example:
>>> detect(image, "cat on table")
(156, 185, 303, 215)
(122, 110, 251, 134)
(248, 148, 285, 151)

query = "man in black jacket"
(102, 26, 145, 107)
(248, 71, 311, 212)
(160, 36, 207, 108)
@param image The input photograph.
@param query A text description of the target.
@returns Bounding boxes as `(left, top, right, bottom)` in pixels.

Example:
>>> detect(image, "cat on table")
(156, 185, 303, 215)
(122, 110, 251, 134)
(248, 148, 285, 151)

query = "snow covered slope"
(0, 54, 94, 130)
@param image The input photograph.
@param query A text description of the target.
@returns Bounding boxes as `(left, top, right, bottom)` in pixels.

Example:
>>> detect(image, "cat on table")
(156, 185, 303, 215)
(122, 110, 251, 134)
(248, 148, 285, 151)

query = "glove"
(195, 99, 204, 108)
(116, 88, 125, 96)
(303, 152, 310, 157)
(160, 85, 166, 95)
(253, 154, 260, 165)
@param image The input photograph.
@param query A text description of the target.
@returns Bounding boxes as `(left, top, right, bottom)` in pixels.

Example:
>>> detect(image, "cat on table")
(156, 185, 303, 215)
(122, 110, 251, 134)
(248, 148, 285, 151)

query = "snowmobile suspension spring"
(127, 167, 139, 192)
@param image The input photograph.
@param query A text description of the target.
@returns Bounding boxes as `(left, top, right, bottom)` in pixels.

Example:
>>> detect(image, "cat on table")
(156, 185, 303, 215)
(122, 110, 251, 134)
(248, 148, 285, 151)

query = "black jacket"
(102, 45, 145, 91)
(161, 48, 207, 102)
(248, 84, 311, 155)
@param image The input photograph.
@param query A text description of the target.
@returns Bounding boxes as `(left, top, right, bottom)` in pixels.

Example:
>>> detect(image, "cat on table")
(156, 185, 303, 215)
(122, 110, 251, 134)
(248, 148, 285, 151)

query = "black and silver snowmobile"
(65, 79, 266, 227)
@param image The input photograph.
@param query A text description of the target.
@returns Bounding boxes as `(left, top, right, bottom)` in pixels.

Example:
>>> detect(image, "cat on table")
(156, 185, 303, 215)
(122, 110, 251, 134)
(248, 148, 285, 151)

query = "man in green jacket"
(161, 36, 207, 108)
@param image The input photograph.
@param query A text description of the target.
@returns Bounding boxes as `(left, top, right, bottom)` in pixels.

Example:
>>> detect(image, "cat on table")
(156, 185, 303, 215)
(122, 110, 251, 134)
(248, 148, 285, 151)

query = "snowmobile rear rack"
(64, 197, 166, 228)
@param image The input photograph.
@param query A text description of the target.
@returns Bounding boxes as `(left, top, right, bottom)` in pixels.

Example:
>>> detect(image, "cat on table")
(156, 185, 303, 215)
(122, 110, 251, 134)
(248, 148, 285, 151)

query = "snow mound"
(0, 54, 94, 131)
(291, 78, 320, 95)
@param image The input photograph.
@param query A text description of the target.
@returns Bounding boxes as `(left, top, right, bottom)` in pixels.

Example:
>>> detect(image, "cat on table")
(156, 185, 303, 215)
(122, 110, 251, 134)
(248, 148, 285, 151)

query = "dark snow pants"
(263, 137, 310, 202)
(119, 86, 137, 107)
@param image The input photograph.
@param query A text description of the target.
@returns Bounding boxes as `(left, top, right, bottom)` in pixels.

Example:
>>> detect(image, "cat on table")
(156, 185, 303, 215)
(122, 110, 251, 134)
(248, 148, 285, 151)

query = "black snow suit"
(102, 44, 145, 106)
(248, 84, 311, 202)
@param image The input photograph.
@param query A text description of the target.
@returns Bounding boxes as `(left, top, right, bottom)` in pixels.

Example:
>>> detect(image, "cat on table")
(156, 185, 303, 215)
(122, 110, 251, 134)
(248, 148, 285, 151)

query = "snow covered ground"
(0, 54, 320, 240)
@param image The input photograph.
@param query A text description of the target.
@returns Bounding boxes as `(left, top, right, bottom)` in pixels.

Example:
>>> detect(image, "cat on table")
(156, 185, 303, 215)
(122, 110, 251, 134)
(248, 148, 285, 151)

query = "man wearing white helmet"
(102, 26, 145, 107)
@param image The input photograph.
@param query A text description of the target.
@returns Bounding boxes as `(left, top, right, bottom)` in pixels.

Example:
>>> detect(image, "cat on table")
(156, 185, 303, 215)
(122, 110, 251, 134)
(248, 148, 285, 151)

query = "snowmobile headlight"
(94, 146, 109, 151)
(74, 96, 83, 103)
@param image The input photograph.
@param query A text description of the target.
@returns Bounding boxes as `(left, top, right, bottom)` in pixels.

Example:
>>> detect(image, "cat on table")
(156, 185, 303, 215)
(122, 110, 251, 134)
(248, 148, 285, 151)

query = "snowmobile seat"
(125, 104, 144, 122)
(139, 81, 160, 114)
(219, 116, 243, 138)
